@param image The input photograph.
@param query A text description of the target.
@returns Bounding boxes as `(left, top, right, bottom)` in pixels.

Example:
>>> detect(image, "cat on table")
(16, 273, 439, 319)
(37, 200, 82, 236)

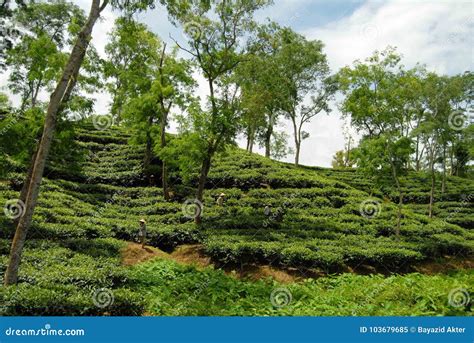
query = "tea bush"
(0, 125, 472, 316)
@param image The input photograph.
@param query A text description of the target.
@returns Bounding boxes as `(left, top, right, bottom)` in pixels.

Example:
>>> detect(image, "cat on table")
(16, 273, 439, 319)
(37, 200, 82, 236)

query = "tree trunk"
(390, 161, 402, 237)
(246, 134, 250, 152)
(449, 147, 454, 176)
(13, 148, 38, 229)
(158, 44, 170, 201)
(344, 138, 351, 167)
(441, 145, 446, 194)
(246, 125, 255, 153)
(414, 137, 420, 172)
(264, 122, 273, 158)
(294, 141, 300, 167)
(4, 0, 105, 286)
(160, 112, 170, 201)
(144, 117, 153, 185)
(428, 153, 435, 218)
(291, 114, 299, 167)
(248, 132, 254, 153)
(31, 79, 42, 108)
(195, 151, 212, 224)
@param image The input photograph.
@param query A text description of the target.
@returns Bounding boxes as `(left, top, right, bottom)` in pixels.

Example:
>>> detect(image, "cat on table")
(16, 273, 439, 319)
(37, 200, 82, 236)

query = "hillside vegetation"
(0, 124, 472, 316)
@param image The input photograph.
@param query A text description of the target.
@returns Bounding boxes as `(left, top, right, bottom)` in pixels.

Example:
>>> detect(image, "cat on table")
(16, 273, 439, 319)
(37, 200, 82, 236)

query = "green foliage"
(0, 239, 144, 316)
(1, 124, 472, 316)
(6, 0, 92, 110)
(128, 258, 473, 316)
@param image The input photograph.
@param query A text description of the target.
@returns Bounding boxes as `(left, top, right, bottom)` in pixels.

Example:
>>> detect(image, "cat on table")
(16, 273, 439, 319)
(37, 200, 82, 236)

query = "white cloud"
(304, 0, 472, 73)
(294, 0, 473, 167)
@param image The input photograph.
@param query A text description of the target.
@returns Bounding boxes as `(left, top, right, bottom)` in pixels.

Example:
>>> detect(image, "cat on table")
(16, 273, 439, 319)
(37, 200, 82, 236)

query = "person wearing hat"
(138, 219, 147, 248)
(216, 193, 226, 206)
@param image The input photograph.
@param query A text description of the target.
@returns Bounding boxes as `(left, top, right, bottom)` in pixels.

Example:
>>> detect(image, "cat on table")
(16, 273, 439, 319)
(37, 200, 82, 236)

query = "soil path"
(122, 242, 474, 283)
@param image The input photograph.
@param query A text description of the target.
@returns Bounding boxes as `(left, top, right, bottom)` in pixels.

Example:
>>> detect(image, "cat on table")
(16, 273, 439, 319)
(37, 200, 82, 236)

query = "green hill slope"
(0, 123, 472, 316)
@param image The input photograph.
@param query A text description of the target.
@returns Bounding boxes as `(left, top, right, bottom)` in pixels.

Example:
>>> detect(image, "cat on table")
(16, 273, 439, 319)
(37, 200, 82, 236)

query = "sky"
(2, 0, 473, 167)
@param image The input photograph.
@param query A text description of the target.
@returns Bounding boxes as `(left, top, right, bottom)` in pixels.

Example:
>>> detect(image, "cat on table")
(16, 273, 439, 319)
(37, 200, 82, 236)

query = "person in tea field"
(216, 193, 226, 206)
(138, 219, 147, 248)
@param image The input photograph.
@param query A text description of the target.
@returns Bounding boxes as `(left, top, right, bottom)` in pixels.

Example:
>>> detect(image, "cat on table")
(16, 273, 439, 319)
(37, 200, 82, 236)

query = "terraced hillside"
(0, 123, 472, 316)
(316, 168, 474, 230)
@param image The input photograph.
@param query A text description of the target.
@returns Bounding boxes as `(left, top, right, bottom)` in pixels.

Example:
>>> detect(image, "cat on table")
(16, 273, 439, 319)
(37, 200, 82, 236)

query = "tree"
(413, 72, 469, 216)
(331, 150, 346, 169)
(0, 0, 26, 69)
(104, 17, 160, 124)
(274, 28, 334, 166)
(331, 149, 355, 169)
(6, 0, 86, 111)
(234, 54, 268, 154)
(332, 121, 356, 168)
(169, 0, 269, 223)
(4, 0, 160, 286)
(235, 22, 288, 157)
(451, 126, 472, 177)
(112, 18, 195, 197)
(338, 48, 414, 235)
(355, 135, 413, 236)
(105, 17, 162, 183)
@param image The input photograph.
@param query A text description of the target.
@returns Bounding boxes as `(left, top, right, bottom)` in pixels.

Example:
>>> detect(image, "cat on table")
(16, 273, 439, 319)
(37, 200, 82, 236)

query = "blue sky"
(255, 0, 364, 28)
(2, 0, 473, 166)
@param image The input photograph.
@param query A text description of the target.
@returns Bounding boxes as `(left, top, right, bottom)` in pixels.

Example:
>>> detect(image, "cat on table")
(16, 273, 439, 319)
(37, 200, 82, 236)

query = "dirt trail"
(121, 242, 299, 283)
(121, 242, 168, 266)
(412, 257, 474, 274)
(122, 242, 474, 283)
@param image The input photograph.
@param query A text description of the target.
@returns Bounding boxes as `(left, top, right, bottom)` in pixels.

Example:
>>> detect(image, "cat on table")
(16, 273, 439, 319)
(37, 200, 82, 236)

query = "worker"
(138, 219, 147, 248)
(217, 193, 226, 206)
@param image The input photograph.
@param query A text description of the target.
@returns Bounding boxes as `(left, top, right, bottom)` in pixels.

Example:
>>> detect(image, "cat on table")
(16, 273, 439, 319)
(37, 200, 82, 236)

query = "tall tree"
(237, 22, 287, 157)
(274, 28, 334, 166)
(104, 17, 159, 124)
(105, 17, 162, 182)
(338, 48, 414, 235)
(169, 0, 270, 223)
(6, 0, 86, 111)
(3, 0, 160, 286)
(113, 19, 195, 196)
(414, 72, 470, 216)
(355, 135, 412, 236)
